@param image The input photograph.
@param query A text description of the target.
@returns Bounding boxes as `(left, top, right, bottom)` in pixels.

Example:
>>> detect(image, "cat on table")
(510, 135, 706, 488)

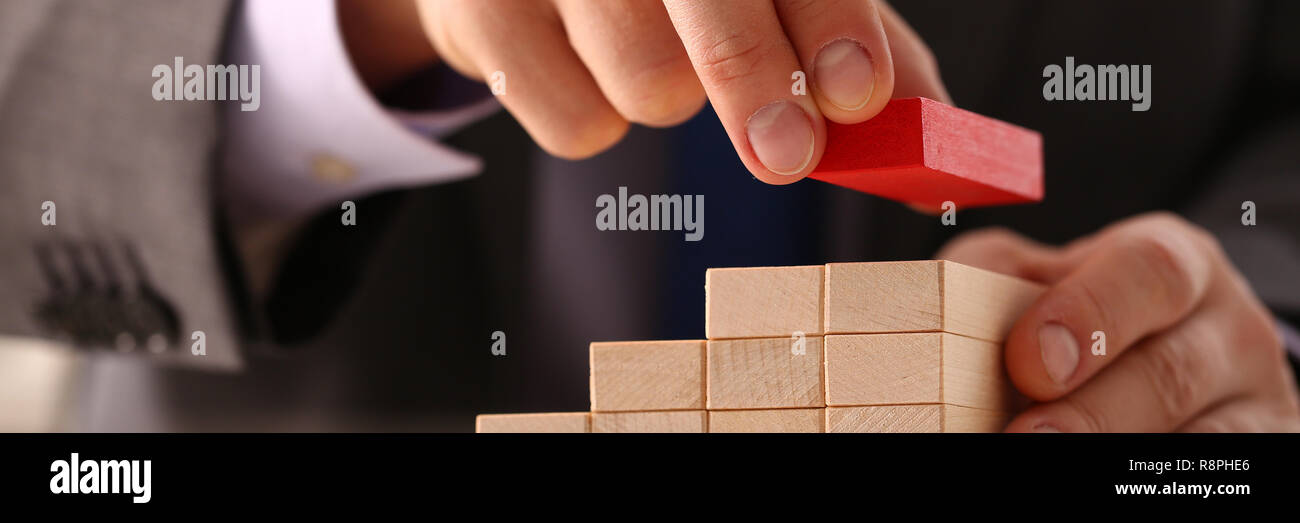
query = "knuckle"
(615, 61, 706, 127)
(1133, 212, 1218, 256)
(1129, 233, 1201, 311)
(1186, 222, 1220, 251)
(1154, 212, 1219, 253)
(694, 32, 771, 87)
(1062, 396, 1110, 433)
(1232, 303, 1284, 361)
(1131, 234, 1188, 279)
(1139, 332, 1207, 425)
(424, 2, 501, 81)
(618, 90, 706, 127)
(783, 0, 832, 20)
(534, 115, 629, 160)
(1072, 280, 1112, 334)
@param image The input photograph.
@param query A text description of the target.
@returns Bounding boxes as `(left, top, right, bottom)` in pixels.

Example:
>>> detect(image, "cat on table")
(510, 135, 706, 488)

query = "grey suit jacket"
(0, 0, 239, 370)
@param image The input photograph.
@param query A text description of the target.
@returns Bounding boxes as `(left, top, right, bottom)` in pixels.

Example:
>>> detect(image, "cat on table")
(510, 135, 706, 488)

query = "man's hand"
(338, 0, 441, 93)
(414, 0, 950, 183)
(937, 213, 1300, 432)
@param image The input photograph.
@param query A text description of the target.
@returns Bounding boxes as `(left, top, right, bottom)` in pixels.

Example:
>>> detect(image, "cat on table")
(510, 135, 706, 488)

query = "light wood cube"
(708, 409, 824, 433)
(826, 405, 1009, 433)
(706, 265, 823, 339)
(589, 340, 705, 412)
(824, 333, 1021, 411)
(592, 411, 707, 433)
(707, 336, 824, 409)
(824, 260, 1043, 341)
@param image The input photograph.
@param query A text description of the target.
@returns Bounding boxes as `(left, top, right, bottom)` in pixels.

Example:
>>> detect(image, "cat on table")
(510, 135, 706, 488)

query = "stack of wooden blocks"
(476, 260, 1044, 433)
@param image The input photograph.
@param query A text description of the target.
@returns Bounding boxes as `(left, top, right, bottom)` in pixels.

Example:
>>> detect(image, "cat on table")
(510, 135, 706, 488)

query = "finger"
(1006, 308, 1243, 432)
(418, 0, 628, 159)
(934, 227, 1068, 283)
(1005, 220, 1215, 401)
(553, 0, 706, 127)
(415, 0, 479, 81)
(1055, 212, 1190, 272)
(874, 0, 951, 102)
(663, 0, 825, 183)
(772, 0, 894, 123)
(1176, 399, 1300, 432)
(1177, 290, 1299, 432)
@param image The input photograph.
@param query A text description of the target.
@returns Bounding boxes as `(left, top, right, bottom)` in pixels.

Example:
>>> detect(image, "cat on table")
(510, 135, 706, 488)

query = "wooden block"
(824, 333, 1022, 411)
(827, 405, 941, 433)
(941, 261, 1044, 341)
(825, 405, 1009, 433)
(705, 265, 823, 339)
(707, 336, 824, 409)
(826, 261, 942, 334)
(589, 340, 705, 412)
(824, 260, 1044, 341)
(475, 412, 590, 433)
(810, 97, 1043, 208)
(708, 409, 824, 433)
(942, 404, 1013, 433)
(591, 411, 707, 433)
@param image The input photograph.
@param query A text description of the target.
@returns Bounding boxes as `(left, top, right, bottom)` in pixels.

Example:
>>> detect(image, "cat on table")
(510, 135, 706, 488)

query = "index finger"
(935, 227, 1068, 283)
(662, 0, 827, 183)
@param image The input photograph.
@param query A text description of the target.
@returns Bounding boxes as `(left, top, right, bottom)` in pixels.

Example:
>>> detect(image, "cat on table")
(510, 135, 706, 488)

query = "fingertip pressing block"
(475, 412, 591, 433)
(706, 265, 823, 339)
(810, 97, 1043, 208)
(824, 260, 1044, 342)
(707, 336, 825, 409)
(592, 410, 708, 433)
(589, 340, 705, 412)
(824, 333, 1024, 411)
(708, 408, 825, 433)
(825, 405, 1009, 433)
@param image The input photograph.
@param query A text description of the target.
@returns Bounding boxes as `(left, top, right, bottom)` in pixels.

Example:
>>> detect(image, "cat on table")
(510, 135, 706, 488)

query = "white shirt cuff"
(221, 0, 496, 223)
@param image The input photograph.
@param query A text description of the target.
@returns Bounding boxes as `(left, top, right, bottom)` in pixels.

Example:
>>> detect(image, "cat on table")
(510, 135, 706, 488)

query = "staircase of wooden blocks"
(475, 260, 1045, 433)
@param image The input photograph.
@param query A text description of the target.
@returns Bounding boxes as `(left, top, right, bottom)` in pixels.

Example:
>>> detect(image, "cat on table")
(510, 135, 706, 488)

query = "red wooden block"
(810, 97, 1043, 208)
